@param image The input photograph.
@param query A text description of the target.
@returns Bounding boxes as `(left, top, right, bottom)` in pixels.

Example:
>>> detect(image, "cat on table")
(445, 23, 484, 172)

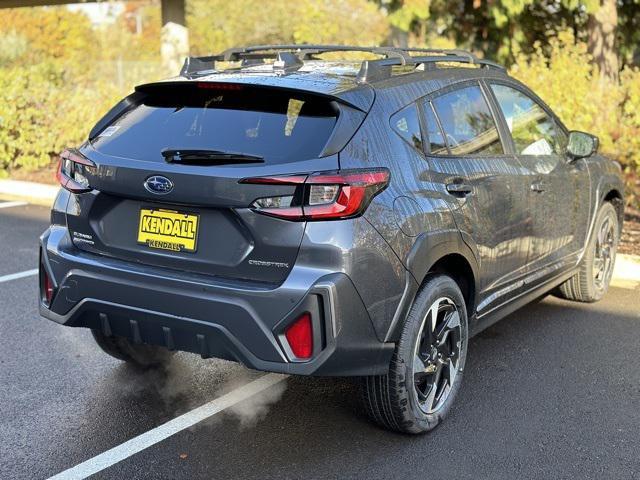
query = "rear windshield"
(91, 83, 339, 164)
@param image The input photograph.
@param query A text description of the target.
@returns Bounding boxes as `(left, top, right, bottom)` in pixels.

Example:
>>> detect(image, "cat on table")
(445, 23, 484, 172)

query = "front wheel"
(361, 274, 468, 434)
(555, 202, 619, 303)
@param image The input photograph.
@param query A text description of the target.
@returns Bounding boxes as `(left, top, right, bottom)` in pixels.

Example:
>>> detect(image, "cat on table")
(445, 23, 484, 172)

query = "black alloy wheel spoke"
(423, 367, 443, 412)
(436, 309, 460, 346)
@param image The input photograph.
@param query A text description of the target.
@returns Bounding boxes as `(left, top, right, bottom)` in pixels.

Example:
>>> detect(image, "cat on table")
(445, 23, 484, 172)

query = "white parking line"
(0, 200, 28, 209)
(0, 269, 38, 283)
(47, 372, 288, 480)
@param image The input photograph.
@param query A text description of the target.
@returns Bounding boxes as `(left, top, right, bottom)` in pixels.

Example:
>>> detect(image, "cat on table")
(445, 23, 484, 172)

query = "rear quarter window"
(390, 104, 423, 152)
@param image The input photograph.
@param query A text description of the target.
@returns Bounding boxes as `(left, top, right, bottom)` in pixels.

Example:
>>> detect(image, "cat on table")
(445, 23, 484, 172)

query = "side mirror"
(567, 130, 599, 160)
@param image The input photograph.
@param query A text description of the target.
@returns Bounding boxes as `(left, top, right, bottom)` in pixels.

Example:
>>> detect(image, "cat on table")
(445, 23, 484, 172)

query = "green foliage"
(0, 32, 28, 66)
(388, 0, 430, 31)
(0, 8, 99, 64)
(187, 0, 389, 55)
(382, 0, 638, 69)
(0, 61, 157, 171)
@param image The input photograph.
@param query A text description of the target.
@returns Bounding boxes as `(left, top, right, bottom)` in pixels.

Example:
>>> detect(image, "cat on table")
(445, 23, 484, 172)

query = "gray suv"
(39, 45, 624, 433)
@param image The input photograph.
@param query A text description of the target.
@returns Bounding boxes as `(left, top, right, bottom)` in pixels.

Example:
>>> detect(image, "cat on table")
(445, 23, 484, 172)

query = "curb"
(0, 179, 59, 207)
(612, 253, 640, 287)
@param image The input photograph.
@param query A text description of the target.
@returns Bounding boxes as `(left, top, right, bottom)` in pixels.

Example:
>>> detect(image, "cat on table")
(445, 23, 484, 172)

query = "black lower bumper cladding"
(39, 228, 394, 376)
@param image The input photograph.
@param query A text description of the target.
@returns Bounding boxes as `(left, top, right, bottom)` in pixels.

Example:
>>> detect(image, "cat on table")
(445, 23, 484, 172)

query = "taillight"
(285, 312, 313, 359)
(57, 149, 95, 193)
(240, 168, 390, 221)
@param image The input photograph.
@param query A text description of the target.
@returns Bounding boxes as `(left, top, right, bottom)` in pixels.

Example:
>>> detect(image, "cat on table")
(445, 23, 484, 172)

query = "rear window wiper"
(161, 149, 264, 165)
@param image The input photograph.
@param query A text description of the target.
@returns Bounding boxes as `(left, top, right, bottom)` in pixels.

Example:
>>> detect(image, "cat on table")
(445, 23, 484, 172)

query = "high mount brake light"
(57, 149, 95, 194)
(240, 168, 390, 221)
(196, 82, 244, 91)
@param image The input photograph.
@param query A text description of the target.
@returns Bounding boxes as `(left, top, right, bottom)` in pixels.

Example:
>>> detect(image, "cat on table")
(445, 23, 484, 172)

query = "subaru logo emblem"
(144, 175, 174, 195)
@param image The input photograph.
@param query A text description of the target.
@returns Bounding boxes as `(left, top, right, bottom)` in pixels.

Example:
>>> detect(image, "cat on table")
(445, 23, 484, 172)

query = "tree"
(186, 0, 389, 55)
(372, 0, 639, 78)
(587, 0, 619, 82)
(0, 7, 98, 65)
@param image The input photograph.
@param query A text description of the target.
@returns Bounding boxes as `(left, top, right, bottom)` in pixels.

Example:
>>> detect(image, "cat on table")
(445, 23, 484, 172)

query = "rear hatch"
(67, 81, 367, 285)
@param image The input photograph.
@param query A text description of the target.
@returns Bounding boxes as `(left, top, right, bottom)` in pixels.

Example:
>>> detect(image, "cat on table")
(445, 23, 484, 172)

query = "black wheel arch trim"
(384, 229, 479, 342)
(598, 177, 624, 227)
(592, 172, 624, 237)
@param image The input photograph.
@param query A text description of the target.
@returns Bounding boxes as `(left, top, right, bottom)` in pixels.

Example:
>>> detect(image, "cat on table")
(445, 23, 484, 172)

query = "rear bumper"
(39, 226, 394, 376)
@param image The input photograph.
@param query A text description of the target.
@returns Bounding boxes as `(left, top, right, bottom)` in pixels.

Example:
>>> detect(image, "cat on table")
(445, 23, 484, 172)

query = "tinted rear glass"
(91, 83, 339, 164)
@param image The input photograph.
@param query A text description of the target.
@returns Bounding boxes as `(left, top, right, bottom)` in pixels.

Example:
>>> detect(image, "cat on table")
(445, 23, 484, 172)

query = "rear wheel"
(91, 330, 174, 368)
(361, 274, 468, 434)
(556, 202, 619, 303)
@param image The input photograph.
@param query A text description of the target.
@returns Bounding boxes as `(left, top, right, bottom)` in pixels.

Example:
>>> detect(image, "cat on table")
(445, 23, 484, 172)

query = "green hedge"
(0, 61, 162, 175)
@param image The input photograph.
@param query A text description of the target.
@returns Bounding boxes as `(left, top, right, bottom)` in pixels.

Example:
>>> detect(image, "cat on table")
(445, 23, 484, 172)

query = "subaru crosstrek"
(40, 45, 624, 433)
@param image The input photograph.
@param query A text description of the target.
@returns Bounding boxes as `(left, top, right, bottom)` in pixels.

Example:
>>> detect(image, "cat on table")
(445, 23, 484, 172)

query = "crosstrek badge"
(137, 209, 199, 253)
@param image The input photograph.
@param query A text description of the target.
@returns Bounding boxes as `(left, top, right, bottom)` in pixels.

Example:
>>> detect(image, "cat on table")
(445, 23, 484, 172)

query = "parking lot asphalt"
(1, 201, 639, 480)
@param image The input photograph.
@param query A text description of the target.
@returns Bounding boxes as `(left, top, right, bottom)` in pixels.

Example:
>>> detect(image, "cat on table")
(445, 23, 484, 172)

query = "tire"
(361, 274, 469, 434)
(555, 202, 619, 303)
(91, 330, 174, 368)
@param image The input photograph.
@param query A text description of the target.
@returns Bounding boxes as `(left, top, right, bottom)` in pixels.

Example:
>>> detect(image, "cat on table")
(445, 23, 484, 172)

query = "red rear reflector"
(42, 269, 54, 305)
(285, 313, 313, 359)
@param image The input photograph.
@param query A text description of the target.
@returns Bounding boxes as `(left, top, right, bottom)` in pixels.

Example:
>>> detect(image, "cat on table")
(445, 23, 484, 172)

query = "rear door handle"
(530, 181, 546, 193)
(446, 182, 473, 196)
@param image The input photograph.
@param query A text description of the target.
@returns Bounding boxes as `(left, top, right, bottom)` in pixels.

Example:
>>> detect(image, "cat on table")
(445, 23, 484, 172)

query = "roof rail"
(179, 55, 218, 76)
(179, 45, 506, 80)
(355, 54, 505, 83)
(218, 44, 414, 63)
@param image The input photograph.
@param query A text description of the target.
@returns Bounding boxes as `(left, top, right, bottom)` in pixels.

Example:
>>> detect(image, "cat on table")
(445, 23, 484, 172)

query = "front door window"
(490, 84, 567, 156)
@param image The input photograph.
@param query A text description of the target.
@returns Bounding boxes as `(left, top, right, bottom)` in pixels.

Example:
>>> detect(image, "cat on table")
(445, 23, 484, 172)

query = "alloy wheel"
(412, 296, 462, 414)
(593, 214, 616, 292)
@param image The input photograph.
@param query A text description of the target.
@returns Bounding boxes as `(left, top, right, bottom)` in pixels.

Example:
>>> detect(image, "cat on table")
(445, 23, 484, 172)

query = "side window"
(431, 85, 504, 156)
(490, 84, 567, 156)
(422, 102, 448, 155)
(390, 104, 423, 152)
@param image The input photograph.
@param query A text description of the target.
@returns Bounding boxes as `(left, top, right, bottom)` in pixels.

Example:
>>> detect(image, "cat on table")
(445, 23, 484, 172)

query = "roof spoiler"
(132, 79, 374, 112)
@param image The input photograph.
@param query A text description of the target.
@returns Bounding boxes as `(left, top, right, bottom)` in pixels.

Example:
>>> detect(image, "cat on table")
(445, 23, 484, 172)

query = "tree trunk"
(587, 0, 619, 83)
(388, 25, 409, 48)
